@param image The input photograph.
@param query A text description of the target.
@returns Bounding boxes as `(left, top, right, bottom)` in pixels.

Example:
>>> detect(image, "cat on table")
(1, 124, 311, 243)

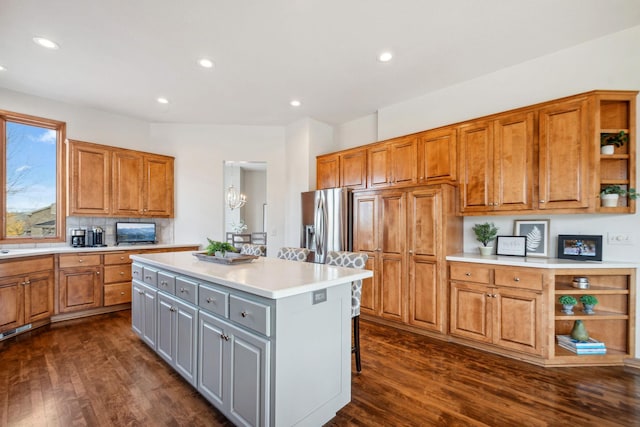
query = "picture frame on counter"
(496, 236, 527, 257)
(556, 235, 603, 261)
(514, 219, 549, 257)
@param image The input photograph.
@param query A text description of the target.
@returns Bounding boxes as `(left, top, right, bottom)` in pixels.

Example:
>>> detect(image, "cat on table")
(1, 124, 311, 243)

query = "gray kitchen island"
(130, 251, 372, 427)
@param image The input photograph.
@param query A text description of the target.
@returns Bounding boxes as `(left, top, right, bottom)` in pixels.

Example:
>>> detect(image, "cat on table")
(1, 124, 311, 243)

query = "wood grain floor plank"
(1, 311, 639, 426)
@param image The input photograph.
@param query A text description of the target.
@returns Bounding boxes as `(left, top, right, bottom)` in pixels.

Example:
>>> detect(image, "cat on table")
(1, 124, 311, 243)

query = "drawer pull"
(160, 280, 167, 286)
(120, 292, 125, 295)
(120, 256, 125, 260)
(133, 271, 139, 275)
(169, 306, 176, 312)
(96, 271, 100, 275)
(120, 271, 124, 275)
(138, 290, 144, 295)
(465, 272, 471, 276)
(79, 259, 83, 263)
(206, 297, 215, 303)
(145, 275, 152, 280)
(241, 311, 248, 318)
(180, 288, 186, 293)
(513, 277, 520, 282)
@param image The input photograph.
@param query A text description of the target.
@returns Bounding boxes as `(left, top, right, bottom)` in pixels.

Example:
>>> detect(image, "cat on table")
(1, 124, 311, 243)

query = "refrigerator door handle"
(315, 193, 326, 257)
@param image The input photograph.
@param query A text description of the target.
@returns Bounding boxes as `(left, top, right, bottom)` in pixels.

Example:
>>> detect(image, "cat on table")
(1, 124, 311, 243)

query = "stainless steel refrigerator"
(301, 188, 352, 264)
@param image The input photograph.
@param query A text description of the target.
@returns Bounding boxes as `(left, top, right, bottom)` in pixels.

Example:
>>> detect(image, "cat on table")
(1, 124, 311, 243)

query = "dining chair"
(240, 243, 266, 257)
(276, 247, 310, 262)
(325, 250, 369, 372)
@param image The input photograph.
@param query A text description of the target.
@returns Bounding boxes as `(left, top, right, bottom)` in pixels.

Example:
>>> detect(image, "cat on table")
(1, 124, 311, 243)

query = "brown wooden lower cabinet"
(0, 256, 54, 334)
(58, 266, 103, 313)
(448, 260, 636, 367)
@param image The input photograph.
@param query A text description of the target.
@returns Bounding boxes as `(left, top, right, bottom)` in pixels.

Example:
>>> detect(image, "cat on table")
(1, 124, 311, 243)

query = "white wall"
(149, 123, 285, 256)
(334, 113, 378, 150)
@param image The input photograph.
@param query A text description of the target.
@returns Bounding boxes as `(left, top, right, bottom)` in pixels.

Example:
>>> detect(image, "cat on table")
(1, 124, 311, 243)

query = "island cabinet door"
(157, 293, 176, 365)
(131, 281, 157, 348)
(174, 298, 198, 387)
(198, 311, 226, 408)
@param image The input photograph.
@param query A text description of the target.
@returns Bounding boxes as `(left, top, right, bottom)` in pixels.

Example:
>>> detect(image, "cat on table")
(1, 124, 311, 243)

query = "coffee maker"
(71, 229, 86, 247)
(86, 227, 106, 247)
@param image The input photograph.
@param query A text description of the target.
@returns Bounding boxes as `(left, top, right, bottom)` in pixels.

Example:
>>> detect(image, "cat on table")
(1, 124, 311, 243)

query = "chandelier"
(226, 185, 247, 210)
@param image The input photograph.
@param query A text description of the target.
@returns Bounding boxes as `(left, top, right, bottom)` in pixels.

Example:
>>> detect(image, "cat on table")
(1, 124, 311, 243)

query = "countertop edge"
(0, 243, 201, 260)
(446, 253, 639, 269)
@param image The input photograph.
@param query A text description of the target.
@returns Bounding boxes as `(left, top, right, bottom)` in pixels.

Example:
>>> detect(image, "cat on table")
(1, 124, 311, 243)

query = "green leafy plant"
(579, 295, 598, 305)
(600, 185, 638, 199)
(472, 222, 498, 247)
(558, 295, 577, 306)
(205, 238, 237, 256)
(600, 131, 628, 147)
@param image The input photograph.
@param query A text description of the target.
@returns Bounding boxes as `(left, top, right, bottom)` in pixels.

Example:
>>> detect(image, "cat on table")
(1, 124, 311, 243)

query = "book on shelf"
(556, 335, 606, 349)
(558, 342, 607, 355)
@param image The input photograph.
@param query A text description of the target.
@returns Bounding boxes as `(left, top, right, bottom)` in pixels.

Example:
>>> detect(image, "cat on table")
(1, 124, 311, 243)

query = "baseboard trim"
(51, 304, 131, 323)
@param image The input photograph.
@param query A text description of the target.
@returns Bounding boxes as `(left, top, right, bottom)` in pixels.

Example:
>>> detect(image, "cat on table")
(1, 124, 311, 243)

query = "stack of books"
(556, 335, 607, 355)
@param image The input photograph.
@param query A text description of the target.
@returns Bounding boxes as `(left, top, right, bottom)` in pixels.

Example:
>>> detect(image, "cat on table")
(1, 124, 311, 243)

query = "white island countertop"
(130, 251, 373, 299)
(446, 253, 639, 269)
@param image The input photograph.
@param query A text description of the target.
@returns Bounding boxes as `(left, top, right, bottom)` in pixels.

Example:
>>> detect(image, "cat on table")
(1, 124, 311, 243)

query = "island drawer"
(157, 271, 175, 293)
(176, 276, 198, 304)
(450, 264, 491, 284)
(104, 265, 133, 284)
(199, 284, 229, 317)
(230, 295, 271, 337)
(132, 263, 143, 281)
(494, 268, 543, 291)
(104, 283, 132, 306)
(104, 252, 132, 265)
(143, 266, 159, 286)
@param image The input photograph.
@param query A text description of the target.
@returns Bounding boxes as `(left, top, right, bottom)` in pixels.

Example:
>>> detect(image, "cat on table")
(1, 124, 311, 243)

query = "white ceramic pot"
(600, 145, 615, 155)
(478, 246, 493, 256)
(601, 193, 619, 207)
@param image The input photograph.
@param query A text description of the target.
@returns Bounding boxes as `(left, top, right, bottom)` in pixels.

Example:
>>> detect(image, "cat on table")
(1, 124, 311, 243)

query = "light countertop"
(0, 243, 200, 260)
(446, 253, 639, 269)
(131, 251, 373, 299)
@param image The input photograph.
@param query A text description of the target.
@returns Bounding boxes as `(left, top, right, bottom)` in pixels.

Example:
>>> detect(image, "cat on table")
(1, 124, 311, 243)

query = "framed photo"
(496, 236, 527, 257)
(557, 235, 603, 261)
(514, 219, 549, 257)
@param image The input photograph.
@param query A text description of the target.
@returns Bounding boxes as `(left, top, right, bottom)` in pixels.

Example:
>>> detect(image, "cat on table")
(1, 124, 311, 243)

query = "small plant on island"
(558, 295, 578, 306)
(205, 238, 237, 256)
(472, 222, 499, 247)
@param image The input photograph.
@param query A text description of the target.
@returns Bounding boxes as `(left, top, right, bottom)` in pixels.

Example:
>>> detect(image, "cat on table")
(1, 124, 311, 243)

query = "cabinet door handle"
(220, 334, 229, 341)
(120, 271, 125, 275)
(465, 272, 471, 276)
(79, 259, 83, 263)
(206, 297, 214, 303)
(138, 290, 144, 295)
(120, 292, 125, 295)
(513, 277, 520, 282)
(241, 311, 248, 318)
(408, 250, 414, 255)
(25, 280, 30, 284)
(539, 200, 546, 203)
(169, 306, 176, 312)
(133, 271, 139, 275)
(96, 271, 100, 275)
(179, 288, 186, 293)
(120, 256, 125, 261)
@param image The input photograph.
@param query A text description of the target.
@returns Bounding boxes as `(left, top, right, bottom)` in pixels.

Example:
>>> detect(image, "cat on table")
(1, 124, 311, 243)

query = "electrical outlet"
(607, 232, 634, 245)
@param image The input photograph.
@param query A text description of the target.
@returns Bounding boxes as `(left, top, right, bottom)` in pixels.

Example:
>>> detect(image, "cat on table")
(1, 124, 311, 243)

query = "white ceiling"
(1, 0, 640, 126)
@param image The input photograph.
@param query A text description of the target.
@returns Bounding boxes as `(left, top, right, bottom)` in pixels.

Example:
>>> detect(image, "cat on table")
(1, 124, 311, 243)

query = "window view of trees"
(1, 111, 65, 242)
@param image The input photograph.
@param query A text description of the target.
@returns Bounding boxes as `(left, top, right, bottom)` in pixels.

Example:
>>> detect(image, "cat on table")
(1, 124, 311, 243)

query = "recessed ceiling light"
(198, 58, 214, 68)
(157, 97, 169, 104)
(378, 51, 393, 62)
(290, 100, 301, 107)
(0, 65, 6, 71)
(33, 37, 59, 50)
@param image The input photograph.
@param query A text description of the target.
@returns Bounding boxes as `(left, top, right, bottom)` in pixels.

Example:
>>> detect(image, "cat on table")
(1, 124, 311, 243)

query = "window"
(1, 110, 66, 243)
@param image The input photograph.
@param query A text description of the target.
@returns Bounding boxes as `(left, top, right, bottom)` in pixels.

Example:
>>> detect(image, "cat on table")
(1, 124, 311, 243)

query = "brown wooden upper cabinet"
(367, 136, 417, 189)
(458, 111, 535, 214)
(416, 127, 457, 184)
(316, 147, 367, 190)
(538, 97, 591, 211)
(68, 140, 175, 218)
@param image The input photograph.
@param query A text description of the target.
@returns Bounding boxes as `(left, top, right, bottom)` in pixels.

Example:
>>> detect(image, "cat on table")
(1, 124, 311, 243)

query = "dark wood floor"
(1, 311, 639, 427)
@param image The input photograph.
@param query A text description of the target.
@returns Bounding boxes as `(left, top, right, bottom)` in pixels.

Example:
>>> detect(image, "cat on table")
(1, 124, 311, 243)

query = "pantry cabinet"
(354, 185, 462, 333)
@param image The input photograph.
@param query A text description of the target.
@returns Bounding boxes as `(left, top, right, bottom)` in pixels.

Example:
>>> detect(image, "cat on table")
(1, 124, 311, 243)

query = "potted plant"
(600, 131, 628, 155)
(600, 185, 638, 207)
(472, 222, 498, 256)
(205, 238, 237, 257)
(558, 295, 578, 315)
(579, 294, 598, 315)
